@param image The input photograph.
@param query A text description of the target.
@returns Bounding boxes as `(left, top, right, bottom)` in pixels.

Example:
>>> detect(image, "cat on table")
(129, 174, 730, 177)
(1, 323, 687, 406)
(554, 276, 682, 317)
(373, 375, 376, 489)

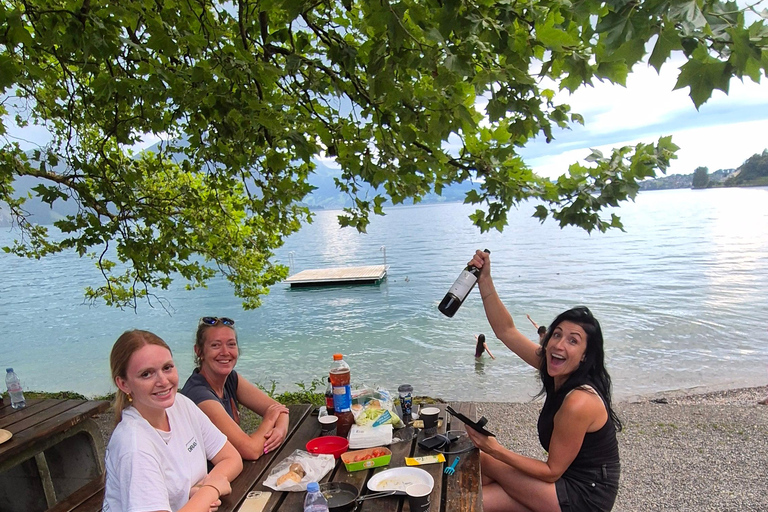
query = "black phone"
(445, 406, 495, 437)
(418, 433, 459, 451)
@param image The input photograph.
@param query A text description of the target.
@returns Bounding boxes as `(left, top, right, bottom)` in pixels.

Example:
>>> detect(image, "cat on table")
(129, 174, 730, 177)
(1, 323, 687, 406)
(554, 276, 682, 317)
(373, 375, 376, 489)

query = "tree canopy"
(692, 166, 710, 188)
(1, 0, 767, 308)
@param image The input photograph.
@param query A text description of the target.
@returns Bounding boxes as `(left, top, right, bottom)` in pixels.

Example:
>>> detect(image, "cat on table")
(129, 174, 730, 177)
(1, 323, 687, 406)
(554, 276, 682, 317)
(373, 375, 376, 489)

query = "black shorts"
(555, 463, 620, 512)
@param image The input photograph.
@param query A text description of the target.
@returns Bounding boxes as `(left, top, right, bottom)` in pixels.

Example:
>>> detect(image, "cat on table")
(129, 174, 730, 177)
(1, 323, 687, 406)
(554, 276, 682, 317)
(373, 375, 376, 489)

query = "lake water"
(2, 187, 767, 402)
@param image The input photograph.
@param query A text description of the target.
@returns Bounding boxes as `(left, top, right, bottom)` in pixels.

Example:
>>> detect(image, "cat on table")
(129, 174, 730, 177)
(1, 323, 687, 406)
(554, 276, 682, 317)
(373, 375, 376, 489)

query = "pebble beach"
(95, 386, 768, 511)
(477, 386, 768, 511)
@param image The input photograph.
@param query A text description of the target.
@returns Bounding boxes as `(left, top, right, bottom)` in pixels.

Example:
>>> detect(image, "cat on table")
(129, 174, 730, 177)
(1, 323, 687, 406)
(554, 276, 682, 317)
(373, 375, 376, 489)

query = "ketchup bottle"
(329, 354, 354, 438)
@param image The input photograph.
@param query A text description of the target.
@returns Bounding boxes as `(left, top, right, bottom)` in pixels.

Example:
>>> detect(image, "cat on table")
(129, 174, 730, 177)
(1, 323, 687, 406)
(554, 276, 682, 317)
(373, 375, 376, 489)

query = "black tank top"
(537, 385, 620, 469)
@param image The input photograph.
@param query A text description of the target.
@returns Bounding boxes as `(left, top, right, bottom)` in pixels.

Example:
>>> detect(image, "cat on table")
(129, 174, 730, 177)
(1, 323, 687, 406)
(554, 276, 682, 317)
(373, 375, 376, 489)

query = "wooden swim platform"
(285, 265, 388, 287)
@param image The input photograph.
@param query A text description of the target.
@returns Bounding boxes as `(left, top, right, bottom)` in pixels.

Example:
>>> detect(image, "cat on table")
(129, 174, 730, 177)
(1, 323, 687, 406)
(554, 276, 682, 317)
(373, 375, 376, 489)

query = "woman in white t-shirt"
(103, 330, 243, 512)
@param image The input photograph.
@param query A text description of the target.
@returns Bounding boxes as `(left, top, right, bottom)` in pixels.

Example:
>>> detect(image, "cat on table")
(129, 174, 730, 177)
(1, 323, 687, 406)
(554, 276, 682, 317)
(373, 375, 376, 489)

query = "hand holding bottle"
(468, 249, 491, 283)
(438, 249, 490, 318)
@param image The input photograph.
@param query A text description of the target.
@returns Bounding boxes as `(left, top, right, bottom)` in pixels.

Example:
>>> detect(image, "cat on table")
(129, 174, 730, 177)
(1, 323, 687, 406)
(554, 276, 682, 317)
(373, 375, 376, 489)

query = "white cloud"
(522, 60, 768, 178)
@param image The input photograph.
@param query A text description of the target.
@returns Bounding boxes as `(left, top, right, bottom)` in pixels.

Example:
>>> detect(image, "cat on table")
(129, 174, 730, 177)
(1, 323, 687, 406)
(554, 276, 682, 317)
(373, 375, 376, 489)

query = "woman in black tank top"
(462, 250, 622, 512)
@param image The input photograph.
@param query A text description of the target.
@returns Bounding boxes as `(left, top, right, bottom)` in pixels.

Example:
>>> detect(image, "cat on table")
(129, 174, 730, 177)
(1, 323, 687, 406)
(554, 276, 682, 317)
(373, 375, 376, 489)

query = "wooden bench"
(46, 474, 104, 512)
(0, 398, 109, 512)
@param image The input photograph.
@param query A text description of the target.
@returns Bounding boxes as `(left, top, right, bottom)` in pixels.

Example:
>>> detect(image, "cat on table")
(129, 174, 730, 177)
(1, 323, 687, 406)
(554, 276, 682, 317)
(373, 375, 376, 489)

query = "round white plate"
(367, 467, 434, 495)
(0, 429, 12, 445)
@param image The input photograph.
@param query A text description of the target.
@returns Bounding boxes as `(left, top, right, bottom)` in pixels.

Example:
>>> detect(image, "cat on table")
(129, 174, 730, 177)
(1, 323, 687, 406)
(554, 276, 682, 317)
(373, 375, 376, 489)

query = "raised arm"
(470, 250, 540, 368)
(526, 314, 539, 330)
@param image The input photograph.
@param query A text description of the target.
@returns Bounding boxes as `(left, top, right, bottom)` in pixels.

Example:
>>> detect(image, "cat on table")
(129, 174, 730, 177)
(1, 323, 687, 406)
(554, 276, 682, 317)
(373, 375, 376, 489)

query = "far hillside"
(639, 149, 768, 191)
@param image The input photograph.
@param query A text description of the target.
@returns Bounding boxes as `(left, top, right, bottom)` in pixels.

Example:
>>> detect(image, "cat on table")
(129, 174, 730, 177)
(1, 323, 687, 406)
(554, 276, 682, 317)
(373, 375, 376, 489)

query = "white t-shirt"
(103, 393, 228, 512)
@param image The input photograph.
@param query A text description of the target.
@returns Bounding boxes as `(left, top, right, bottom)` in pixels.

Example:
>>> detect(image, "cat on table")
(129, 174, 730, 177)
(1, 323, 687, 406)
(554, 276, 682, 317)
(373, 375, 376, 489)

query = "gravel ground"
(477, 386, 768, 512)
(95, 386, 768, 511)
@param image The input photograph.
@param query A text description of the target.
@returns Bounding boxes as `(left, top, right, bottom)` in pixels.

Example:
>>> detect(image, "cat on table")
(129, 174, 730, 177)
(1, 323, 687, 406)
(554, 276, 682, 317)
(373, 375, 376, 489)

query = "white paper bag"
(348, 424, 393, 449)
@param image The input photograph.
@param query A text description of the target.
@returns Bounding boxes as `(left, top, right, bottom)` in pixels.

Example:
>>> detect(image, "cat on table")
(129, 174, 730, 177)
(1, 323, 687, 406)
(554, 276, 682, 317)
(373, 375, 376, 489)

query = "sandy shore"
(95, 386, 768, 511)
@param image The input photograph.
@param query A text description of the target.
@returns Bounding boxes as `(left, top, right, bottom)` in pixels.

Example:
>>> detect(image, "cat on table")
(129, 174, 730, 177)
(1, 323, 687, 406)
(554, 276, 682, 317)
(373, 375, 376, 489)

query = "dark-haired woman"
(181, 317, 289, 460)
(474, 333, 496, 359)
(463, 250, 622, 512)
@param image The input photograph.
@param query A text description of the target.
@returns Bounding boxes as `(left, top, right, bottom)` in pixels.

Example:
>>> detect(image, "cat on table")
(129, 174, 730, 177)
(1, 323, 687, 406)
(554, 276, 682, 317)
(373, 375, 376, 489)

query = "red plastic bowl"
(306, 436, 349, 459)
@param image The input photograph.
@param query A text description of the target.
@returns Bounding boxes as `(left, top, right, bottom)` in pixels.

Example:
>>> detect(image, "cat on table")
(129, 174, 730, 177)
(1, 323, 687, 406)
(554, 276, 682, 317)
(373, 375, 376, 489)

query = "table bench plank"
(219, 404, 313, 512)
(0, 400, 109, 468)
(0, 398, 109, 512)
(0, 399, 63, 429)
(45, 474, 105, 512)
(445, 402, 482, 512)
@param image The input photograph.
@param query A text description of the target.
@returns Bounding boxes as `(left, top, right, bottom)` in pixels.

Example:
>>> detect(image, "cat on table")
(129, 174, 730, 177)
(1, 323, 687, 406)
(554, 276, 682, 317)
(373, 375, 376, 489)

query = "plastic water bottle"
(6, 368, 26, 409)
(303, 482, 329, 512)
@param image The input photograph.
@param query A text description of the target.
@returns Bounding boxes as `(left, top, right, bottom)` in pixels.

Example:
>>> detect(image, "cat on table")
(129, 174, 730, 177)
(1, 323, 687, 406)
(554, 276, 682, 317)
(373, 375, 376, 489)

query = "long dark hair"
(537, 306, 622, 431)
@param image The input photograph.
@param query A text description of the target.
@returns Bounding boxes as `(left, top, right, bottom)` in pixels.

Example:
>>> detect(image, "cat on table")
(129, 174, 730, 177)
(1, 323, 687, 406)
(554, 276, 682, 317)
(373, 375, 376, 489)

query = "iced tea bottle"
(329, 354, 354, 438)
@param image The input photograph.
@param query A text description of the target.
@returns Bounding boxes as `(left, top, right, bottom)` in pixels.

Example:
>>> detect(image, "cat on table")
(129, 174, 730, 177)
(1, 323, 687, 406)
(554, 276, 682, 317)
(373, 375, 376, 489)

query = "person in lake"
(474, 333, 496, 359)
(103, 330, 242, 512)
(527, 313, 548, 342)
(181, 317, 290, 460)
(463, 250, 622, 512)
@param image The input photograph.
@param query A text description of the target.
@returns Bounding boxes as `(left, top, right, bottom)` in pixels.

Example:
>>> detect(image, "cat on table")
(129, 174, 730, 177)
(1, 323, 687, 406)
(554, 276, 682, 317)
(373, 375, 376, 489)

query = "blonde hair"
(110, 330, 172, 424)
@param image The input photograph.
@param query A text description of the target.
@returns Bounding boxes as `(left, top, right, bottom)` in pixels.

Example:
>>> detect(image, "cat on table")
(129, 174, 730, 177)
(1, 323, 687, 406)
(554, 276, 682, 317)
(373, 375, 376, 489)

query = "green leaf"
(649, 24, 683, 72)
(674, 51, 731, 108)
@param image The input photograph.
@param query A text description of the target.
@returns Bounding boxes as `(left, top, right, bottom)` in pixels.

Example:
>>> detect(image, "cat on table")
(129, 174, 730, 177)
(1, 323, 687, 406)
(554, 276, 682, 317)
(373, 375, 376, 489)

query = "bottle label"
(448, 270, 477, 301)
(332, 385, 351, 412)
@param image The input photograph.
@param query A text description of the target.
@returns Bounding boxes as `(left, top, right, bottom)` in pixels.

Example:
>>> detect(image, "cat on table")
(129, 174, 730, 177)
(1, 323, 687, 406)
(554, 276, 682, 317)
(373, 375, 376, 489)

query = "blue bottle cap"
(307, 482, 319, 492)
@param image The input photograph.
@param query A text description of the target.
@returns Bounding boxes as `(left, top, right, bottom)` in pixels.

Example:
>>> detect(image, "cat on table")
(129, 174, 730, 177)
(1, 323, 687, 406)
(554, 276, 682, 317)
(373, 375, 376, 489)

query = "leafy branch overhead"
(1, 0, 766, 308)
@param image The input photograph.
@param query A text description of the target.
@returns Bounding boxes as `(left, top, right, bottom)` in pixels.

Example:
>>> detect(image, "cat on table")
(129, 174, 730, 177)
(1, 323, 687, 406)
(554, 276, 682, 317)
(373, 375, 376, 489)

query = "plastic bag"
(263, 449, 335, 492)
(350, 386, 405, 428)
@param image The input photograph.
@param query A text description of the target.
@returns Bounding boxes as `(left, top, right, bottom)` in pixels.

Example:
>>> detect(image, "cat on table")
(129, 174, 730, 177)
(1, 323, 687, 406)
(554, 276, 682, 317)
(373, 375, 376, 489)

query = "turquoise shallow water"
(2, 187, 768, 402)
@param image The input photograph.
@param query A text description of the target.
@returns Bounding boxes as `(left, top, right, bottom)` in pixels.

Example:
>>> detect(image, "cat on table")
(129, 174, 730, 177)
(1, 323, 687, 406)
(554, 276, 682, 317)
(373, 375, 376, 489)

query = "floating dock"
(285, 265, 388, 288)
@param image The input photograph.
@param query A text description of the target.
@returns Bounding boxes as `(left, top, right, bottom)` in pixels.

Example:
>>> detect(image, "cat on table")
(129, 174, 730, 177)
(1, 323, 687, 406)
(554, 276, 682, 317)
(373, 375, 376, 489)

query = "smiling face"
(115, 344, 178, 418)
(198, 325, 239, 377)
(545, 320, 588, 388)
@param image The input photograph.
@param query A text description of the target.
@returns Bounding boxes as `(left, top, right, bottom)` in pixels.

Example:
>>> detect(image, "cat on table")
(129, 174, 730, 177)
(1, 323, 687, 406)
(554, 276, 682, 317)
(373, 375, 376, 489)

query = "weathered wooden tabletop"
(219, 402, 482, 512)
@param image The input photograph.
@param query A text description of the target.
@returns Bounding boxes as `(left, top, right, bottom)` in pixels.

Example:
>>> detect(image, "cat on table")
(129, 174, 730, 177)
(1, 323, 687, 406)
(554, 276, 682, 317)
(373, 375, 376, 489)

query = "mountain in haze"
(0, 155, 479, 226)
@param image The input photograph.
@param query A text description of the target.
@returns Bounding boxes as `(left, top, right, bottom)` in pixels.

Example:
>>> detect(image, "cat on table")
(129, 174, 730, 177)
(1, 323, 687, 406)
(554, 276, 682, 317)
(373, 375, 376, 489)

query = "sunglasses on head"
(200, 317, 235, 326)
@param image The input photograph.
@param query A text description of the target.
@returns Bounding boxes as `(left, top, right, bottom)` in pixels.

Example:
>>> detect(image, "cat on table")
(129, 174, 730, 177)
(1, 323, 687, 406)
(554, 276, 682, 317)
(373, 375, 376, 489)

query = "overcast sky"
(519, 59, 768, 179)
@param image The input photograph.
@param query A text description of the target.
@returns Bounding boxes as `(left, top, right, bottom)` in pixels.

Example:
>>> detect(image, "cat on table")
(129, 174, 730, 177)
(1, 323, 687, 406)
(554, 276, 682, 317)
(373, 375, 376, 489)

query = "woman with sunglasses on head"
(181, 317, 290, 460)
(104, 330, 242, 512)
(463, 250, 622, 512)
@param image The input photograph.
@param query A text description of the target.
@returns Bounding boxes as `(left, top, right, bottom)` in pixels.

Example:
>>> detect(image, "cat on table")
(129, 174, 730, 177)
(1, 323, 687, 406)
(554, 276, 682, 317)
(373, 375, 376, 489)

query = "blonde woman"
(104, 330, 242, 512)
(181, 317, 289, 460)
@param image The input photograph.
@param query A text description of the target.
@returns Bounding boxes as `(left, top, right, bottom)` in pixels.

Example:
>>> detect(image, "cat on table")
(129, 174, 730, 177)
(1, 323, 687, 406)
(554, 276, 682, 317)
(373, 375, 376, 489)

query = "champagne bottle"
(438, 249, 490, 317)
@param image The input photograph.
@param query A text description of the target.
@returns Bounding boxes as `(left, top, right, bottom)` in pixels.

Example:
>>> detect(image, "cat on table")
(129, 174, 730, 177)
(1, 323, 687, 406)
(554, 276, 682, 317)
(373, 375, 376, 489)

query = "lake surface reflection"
(2, 187, 767, 402)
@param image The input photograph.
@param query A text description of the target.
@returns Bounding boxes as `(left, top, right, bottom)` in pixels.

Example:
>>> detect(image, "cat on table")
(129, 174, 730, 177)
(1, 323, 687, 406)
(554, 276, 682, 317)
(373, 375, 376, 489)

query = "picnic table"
(219, 402, 482, 512)
(31, 401, 483, 512)
(0, 397, 110, 512)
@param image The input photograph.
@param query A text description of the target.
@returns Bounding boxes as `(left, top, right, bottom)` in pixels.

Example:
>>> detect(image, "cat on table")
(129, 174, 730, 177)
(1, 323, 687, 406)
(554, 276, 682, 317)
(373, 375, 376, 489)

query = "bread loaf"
(276, 470, 302, 486)
(289, 463, 306, 478)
